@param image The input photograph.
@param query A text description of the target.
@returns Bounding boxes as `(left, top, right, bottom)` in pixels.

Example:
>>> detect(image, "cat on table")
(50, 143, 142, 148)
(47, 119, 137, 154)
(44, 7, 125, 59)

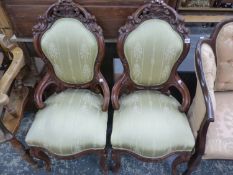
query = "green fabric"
(25, 89, 107, 156)
(124, 19, 183, 86)
(111, 90, 195, 158)
(41, 18, 98, 84)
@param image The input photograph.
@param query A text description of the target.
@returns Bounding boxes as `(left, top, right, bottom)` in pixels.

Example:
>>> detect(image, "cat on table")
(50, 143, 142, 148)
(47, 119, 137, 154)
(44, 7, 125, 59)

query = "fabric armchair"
(110, 1, 198, 175)
(22, 0, 110, 173)
(187, 18, 233, 173)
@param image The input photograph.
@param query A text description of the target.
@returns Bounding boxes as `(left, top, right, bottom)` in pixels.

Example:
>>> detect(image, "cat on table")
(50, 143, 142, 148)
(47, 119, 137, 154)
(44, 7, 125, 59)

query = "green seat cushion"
(111, 90, 195, 158)
(25, 89, 107, 156)
(124, 19, 183, 86)
(41, 18, 98, 84)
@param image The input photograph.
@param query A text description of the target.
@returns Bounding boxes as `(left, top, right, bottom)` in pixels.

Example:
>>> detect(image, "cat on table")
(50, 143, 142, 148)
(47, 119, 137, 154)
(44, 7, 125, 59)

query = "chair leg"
(182, 152, 202, 175)
(172, 154, 190, 175)
(111, 151, 121, 173)
(30, 148, 51, 171)
(99, 150, 108, 175)
(10, 137, 37, 167)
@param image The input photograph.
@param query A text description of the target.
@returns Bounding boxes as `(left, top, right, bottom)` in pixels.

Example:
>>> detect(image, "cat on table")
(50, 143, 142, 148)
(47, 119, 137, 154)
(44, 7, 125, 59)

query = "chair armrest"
(97, 73, 110, 112)
(0, 47, 25, 105)
(188, 39, 215, 154)
(196, 40, 215, 121)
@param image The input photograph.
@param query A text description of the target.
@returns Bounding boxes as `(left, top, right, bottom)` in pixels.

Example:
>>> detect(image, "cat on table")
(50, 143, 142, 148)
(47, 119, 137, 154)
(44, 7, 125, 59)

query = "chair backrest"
(210, 18, 233, 91)
(33, 0, 104, 86)
(115, 0, 191, 112)
(33, 0, 109, 110)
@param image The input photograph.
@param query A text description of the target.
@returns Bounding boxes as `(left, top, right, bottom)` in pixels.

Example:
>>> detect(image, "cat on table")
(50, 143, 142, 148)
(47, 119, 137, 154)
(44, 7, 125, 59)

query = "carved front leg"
(111, 74, 128, 110)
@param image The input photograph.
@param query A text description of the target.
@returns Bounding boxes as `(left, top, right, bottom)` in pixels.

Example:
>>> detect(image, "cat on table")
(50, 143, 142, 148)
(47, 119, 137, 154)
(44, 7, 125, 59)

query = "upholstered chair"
(24, 0, 109, 173)
(187, 18, 233, 173)
(110, 1, 199, 175)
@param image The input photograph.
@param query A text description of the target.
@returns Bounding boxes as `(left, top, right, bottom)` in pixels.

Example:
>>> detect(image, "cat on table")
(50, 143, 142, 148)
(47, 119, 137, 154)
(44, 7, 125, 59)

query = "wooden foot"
(183, 153, 202, 175)
(10, 137, 37, 167)
(111, 151, 121, 173)
(172, 154, 190, 175)
(30, 148, 51, 171)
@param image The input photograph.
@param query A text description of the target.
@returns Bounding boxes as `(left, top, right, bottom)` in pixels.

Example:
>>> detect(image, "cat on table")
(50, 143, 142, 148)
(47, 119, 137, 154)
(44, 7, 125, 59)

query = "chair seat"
(111, 90, 195, 158)
(25, 89, 107, 156)
(204, 91, 233, 159)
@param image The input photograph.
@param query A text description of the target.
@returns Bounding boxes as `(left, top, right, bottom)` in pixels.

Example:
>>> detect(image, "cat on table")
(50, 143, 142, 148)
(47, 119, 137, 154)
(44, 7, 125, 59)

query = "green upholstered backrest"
(124, 19, 183, 86)
(41, 18, 98, 84)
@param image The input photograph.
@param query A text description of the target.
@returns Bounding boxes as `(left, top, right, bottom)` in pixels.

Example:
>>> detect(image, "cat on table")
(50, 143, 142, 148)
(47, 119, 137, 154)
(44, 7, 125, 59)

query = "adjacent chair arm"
(193, 39, 215, 155)
(34, 71, 57, 109)
(97, 73, 110, 112)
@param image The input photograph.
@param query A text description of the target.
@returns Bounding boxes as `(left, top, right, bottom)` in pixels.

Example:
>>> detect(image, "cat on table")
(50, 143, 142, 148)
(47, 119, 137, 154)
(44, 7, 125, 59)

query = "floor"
(1, 113, 233, 175)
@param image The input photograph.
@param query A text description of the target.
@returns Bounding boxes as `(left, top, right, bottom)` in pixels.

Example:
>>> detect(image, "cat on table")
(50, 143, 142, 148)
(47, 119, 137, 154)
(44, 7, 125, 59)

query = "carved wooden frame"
(111, 1, 192, 175)
(29, 0, 110, 173)
(183, 18, 233, 174)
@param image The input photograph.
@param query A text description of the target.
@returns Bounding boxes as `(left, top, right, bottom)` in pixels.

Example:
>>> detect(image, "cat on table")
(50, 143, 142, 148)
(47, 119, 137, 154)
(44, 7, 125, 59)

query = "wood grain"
(0, 3, 13, 37)
(2, 0, 176, 39)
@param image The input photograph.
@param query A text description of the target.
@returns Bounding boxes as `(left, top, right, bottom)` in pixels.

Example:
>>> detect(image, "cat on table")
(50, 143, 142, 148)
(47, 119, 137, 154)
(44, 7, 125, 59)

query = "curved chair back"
(33, 0, 105, 85)
(33, 0, 109, 110)
(114, 0, 191, 112)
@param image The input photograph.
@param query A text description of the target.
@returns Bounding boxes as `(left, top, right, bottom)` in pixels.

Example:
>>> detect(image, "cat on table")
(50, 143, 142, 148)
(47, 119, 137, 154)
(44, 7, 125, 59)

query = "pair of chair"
(19, 0, 233, 174)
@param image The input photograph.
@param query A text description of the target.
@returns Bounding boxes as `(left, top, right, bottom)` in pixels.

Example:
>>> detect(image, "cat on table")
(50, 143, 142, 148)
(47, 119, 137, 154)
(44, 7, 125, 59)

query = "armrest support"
(97, 73, 110, 112)
(111, 74, 129, 110)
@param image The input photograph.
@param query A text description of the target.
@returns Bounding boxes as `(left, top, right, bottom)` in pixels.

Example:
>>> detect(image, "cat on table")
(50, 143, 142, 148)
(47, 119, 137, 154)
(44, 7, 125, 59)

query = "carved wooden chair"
(110, 1, 198, 174)
(24, 0, 110, 172)
(187, 18, 233, 173)
(0, 34, 28, 143)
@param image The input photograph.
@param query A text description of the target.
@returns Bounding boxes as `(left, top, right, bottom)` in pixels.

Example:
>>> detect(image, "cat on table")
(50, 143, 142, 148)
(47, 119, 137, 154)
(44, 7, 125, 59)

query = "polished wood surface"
(2, 0, 177, 39)
(0, 3, 13, 37)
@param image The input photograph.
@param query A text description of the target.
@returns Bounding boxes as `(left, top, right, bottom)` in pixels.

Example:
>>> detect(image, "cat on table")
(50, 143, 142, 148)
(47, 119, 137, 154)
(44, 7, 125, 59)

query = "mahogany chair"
(110, 1, 199, 174)
(187, 18, 233, 173)
(24, 0, 109, 173)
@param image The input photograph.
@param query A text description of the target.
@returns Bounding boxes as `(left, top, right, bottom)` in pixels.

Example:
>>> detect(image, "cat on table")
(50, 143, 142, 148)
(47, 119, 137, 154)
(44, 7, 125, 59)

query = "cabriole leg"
(30, 148, 51, 171)
(172, 154, 190, 175)
(183, 153, 202, 175)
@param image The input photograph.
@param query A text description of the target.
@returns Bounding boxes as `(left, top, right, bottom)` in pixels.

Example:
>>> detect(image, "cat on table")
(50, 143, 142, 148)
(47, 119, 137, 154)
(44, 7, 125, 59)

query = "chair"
(110, 1, 199, 174)
(24, 0, 110, 173)
(187, 18, 233, 173)
(0, 34, 28, 143)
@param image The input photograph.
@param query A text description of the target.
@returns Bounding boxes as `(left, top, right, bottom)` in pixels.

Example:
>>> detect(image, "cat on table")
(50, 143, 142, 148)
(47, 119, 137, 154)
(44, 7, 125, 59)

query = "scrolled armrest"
(195, 40, 216, 123)
(188, 39, 215, 154)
